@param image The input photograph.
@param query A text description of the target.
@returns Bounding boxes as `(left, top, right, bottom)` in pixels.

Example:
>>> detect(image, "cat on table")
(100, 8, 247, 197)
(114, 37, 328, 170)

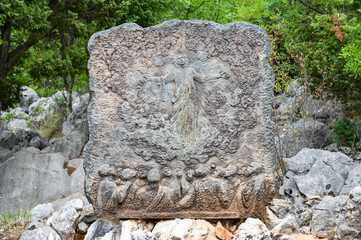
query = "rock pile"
(273, 80, 341, 158)
(278, 148, 361, 239)
(20, 197, 320, 240)
(0, 89, 90, 214)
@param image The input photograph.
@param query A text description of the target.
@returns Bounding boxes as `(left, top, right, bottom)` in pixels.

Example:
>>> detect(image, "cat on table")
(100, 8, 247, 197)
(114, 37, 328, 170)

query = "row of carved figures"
(96, 162, 274, 215)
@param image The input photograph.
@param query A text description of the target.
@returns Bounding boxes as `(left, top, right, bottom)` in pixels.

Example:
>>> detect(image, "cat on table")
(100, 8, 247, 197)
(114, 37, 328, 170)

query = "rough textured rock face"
(85, 20, 275, 219)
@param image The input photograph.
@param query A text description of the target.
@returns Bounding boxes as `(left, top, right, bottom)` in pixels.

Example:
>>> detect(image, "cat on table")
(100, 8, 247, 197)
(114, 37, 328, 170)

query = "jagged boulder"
(20, 87, 39, 112)
(280, 148, 358, 199)
(278, 119, 332, 158)
(0, 147, 84, 213)
(310, 196, 348, 237)
(43, 130, 86, 159)
(336, 186, 361, 240)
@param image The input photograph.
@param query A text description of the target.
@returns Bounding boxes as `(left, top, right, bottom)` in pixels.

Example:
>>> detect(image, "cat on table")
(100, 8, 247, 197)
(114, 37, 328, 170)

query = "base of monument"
(100, 211, 250, 219)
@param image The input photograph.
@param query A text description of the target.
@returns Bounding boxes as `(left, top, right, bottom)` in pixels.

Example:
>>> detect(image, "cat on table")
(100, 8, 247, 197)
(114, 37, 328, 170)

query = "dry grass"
(0, 209, 31, 240)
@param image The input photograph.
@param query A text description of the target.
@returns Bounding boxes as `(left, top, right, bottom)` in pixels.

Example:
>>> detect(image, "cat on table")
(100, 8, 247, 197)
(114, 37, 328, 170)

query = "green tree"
(0, 0, 167, 113)
(274, 0, 361, 116)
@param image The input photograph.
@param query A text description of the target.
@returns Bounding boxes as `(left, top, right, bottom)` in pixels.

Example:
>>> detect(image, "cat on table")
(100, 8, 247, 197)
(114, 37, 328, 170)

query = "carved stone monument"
(85, 20, 275, 219)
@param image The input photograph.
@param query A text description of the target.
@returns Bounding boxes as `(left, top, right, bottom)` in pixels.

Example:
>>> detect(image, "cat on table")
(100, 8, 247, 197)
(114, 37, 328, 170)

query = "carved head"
(137, 167, 148, 179)
(195, 164, 211, 178)
(185, 168, 195, 182)
(122, 168, 137, 181)
(99, 164, 117, 177)
(174, 56, 188, 68)
(224, 164, 237, 178)
(162, 167, 172, 178)
(147, 168, 161, 183)
(175, 168, 183, 178)
(98, 164, 111, 177)
(213, 166, 225, 178)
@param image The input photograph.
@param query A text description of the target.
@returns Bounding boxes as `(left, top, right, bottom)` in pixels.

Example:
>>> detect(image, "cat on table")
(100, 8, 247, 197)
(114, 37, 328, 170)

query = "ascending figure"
(179, 164, 229, 211)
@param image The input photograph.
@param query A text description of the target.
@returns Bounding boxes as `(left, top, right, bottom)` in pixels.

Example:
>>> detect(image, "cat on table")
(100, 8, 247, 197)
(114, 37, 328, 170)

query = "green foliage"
(332, 117, 358, 147)
(0, 0, 168, 112)
(340, 43, 361, 79)
(275, 0, 361, 116)
(0, 78, 23, 112)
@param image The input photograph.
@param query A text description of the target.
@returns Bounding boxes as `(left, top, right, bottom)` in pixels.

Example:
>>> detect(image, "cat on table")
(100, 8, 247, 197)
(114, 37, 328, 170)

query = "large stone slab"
(85, 20, 275, 219)
(0, 147, 85, 213)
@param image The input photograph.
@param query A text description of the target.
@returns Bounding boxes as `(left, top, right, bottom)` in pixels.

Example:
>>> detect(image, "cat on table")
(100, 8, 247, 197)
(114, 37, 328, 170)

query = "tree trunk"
(66, 74, 74, 114)
(0, 22, 11, 79)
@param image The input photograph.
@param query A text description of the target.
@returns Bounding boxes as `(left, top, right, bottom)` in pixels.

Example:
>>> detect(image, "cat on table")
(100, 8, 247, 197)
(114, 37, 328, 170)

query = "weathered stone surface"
(152, 219, 193, 240)
(132, 230, 155, 240)
(279, 119, 332, 158)
(20, 86, 40, 111)
(280, 148, 358, 199)
(47, 198, 83, 240)
(30, 203, 55, 222)
(272, 214, 297, 235)
(215, 221, 233, 240)
(233, 218, 273, 240)
(310, 196, 348, 236)
(20, 223, 61, 240)
(335, 186, 361, 240)
(44, 130, 87, 159)
(341, 163, 361, 194)
(0, 147, 85, 213)
(0, 130, 17, 150)
(85, 20, 275, 219)
(62, 93, 89, 138)
(0, 146, 12, 164)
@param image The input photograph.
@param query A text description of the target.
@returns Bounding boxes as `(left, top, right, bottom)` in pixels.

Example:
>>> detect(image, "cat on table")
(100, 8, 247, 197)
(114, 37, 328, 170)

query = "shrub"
(332, 117, 358, 148)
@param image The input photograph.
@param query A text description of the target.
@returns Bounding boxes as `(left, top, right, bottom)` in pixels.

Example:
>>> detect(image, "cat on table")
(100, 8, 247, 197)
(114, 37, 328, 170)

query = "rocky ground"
(1, 84, 361, 240)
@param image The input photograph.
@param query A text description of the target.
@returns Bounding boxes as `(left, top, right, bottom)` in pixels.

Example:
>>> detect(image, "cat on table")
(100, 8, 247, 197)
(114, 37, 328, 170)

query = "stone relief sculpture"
(86, 20, 275, 218)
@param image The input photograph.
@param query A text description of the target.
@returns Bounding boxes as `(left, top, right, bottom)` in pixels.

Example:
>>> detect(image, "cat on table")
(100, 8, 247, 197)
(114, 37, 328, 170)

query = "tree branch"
(189, 1, 206, 14)
(298, 0, 327, 14)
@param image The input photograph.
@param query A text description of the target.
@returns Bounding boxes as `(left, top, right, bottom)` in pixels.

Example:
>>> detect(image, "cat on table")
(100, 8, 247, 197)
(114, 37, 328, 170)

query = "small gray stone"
(47, 130, 87, 159)
(0, 130, 17, 150)
(30, 203, 54, 222)
(132, 230, 155, 240)
(79, 204, 96, 223)
(47, 199, 84, 240)
(354, 152, 361, 161)
(339, 146, 352, 156)
(29, 135, 48, 150)
(272, 214, 297, 235)
(77, 221, 89, 234)
(324, 143, 338, 152)
(20, 223, 61, 240)
(0, 146, 12, 163)
(20, 86, 40, 111)
(62, 93, 89, 138)
(84, 220, 138, 240)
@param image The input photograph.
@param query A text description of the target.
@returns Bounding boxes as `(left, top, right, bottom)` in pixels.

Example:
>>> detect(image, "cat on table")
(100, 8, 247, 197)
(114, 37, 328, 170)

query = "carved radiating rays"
(170, 57, 228, 139)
